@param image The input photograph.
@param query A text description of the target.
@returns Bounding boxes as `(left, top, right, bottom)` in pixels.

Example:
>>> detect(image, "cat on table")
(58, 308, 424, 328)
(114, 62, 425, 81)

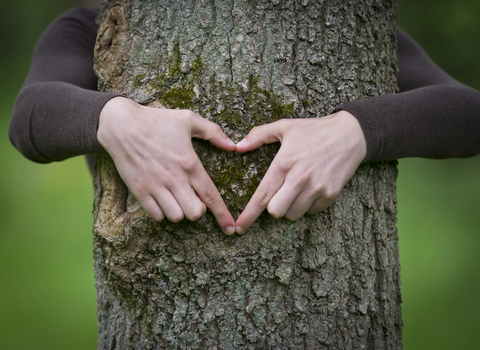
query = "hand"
(234, 110, 367, 234)
(97, 97, 236, 235)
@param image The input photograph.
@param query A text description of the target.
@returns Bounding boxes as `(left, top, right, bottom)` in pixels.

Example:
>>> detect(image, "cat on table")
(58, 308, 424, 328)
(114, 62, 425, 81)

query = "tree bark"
(93, 0, 401, 349)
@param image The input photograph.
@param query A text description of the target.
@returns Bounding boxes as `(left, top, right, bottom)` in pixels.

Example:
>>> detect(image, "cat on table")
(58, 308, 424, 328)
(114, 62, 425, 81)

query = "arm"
(8, 8, 236, 234)
(235, 28, 480, 234)
(8, 8, 118, 162)
(336, 28, 480, 162)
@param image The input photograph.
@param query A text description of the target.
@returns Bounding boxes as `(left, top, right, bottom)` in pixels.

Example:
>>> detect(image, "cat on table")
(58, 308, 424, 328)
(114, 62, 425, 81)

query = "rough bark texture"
(92, 0, 402, 349)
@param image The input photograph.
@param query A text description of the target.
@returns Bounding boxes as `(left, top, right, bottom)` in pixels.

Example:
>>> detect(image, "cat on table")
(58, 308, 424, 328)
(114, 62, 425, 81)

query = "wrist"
(97, 96, 141, 152)
(330, 110, 367, 163)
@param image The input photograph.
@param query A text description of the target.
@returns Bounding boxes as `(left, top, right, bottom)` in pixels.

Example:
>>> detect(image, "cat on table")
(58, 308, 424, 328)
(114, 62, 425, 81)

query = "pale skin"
(97, 97, 237, 235)
(234, 111, 367, 234)
(97, 97, 366, 235)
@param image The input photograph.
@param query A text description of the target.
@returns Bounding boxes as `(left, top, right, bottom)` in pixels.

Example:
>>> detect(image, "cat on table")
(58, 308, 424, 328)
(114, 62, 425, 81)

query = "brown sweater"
(9, 7, 480, 164)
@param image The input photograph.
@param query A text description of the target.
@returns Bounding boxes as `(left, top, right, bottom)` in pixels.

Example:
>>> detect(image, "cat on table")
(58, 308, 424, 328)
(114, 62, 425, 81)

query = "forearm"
(335, 28, 480, 163)
(336, 85, 480, 162)
(10, 82, 116, 162)
(8, 7, 119, 163)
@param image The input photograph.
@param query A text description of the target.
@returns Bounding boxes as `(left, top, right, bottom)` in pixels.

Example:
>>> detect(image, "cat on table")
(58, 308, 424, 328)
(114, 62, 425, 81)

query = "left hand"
(97, 97, 237, 235)
(234, 110, 367, 234)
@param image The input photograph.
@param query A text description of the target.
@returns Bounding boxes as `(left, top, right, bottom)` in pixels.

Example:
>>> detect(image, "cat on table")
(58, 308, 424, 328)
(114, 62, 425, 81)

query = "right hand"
(97, 97, 236, 235)
(234, 111, 366, 234)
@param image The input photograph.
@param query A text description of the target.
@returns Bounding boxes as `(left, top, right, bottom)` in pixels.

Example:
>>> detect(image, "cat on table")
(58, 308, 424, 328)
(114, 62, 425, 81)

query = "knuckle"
(249, 126, 261, 138)
(159, 173, 174, 189)
(179, 110, 196, 125)
(306, 207, 317, 214)
(186, 205, 206, 221)
(168, 211, 184, 223)
(267, 206, 283, 219)
(276, 158, 294, 172)
(210, 122, 222, 135)
(144, 205, 164, 222)
(323, 187, 339, 202)
(255, 189, 271, 207)
(314, 184, 339, 203)
(276, 119, 288, 128)
(285, 212, 301, 221)
(203, 188, 219, 205)
(184, 109, 196, 121)
(295, 173, 310, 186)
(308, 203, 325, 214)
(178, 155, 198, 172)
(152, 212, 165, 222)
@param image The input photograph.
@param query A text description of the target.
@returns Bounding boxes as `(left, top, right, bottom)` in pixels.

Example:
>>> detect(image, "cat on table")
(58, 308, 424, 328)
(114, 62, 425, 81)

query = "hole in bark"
(110, 335, 117, 350)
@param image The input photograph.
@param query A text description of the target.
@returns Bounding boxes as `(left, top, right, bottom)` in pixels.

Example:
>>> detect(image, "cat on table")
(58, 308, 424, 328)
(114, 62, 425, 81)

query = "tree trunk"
(93, 0, 401, 349)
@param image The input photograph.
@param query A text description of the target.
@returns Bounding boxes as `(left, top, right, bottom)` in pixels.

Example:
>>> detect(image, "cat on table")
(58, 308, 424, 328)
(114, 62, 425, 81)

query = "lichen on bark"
(93, 0, 402, 349)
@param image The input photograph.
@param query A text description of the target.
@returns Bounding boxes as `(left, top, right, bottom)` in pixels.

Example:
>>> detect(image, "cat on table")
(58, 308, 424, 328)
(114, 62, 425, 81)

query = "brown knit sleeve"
(8, 7, 120, 163)
(334, 28, 480, 163)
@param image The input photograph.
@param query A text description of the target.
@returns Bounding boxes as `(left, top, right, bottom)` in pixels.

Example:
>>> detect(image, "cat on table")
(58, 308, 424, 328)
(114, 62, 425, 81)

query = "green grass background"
(0, 0, 479, 348)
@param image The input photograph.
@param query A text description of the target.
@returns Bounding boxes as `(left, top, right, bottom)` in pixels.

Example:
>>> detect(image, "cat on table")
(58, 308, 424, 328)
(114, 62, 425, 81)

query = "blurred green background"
(0, 0, 479, 348)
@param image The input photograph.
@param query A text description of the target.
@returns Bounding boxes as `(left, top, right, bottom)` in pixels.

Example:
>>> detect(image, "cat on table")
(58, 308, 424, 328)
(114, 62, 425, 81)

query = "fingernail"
(236, 226, 245, 234)
(224, 225, 235, 235)
(237, 139, 248, 148)
(226, 138, 236, 146)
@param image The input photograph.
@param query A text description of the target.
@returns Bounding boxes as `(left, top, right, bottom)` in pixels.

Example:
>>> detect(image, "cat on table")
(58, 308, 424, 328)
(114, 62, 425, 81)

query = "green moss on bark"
(132, 45, 293, 215)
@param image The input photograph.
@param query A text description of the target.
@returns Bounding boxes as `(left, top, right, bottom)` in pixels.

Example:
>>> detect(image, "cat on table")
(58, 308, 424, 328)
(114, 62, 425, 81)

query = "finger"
(266, 181, 301, 219)
(190, 168, 236, 235)
(141, 195, 165, 221)
(306, 197, 333, 215)
(190, 113, 236, 151)
(169, 179, 207, 221)
(235, 120, 286, 153)
(235, 167, 285, 234)
(153, 189, 185, 223)
(284, 190, 316, 221)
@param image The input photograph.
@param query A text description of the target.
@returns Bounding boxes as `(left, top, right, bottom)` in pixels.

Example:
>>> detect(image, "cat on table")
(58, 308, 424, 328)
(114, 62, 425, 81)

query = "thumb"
(190, 115, 236, 151)
(236, 120, 286, 153)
